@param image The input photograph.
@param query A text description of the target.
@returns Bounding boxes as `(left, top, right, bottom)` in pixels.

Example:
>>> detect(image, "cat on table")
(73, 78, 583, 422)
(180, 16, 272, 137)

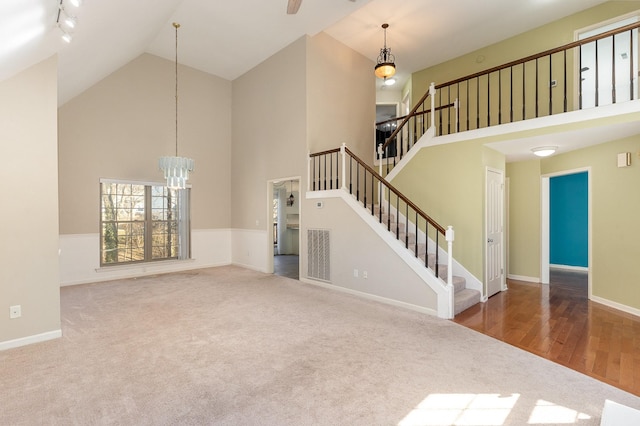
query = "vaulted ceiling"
(2, 0, 609, 105)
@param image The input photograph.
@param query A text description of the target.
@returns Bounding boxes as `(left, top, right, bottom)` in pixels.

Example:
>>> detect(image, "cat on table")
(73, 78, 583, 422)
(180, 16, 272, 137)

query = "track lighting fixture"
(55, 0, 82, 43)
(60, 31, 72, 43)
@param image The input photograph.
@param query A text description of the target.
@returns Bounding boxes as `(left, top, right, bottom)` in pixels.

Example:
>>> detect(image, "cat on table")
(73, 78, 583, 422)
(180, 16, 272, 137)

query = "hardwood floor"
(454, 269, 640, 397)
(274, 254, 299, 280)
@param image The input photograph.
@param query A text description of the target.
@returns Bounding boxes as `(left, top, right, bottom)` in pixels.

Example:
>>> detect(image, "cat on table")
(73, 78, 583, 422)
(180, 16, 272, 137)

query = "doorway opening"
(271, 178, 300, 280)
(541, 168, 591, 297)
(375, 103, 399, 161)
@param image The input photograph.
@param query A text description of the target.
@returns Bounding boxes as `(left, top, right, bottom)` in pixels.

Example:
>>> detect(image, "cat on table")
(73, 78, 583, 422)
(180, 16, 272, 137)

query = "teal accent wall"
(550, 172, 588, 267)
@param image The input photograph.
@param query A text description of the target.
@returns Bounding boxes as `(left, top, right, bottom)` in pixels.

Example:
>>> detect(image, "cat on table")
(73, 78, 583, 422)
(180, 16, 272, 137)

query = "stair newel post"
(340, 143, 347, 191)
(429, 82, 436, 134)
(446, 225, 455, 318)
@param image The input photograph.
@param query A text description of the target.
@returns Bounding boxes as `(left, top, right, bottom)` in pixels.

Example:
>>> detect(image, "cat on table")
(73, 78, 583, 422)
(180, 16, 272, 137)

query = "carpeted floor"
(1, 265, 639, 425)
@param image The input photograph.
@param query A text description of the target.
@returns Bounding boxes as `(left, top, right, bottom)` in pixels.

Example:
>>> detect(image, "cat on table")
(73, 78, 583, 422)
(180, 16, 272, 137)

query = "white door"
(486, 168, 504, 297)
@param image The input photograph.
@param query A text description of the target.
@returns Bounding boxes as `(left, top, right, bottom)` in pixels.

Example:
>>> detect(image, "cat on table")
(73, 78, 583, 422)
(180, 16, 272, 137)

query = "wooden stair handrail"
(380, 87, 433, 152)
(309, 148, 340, 157)
(344, 146, 446, 235)
(376, 103, 456, 127)
(379, 20, 640, 152)
(435, 20, 640, 90)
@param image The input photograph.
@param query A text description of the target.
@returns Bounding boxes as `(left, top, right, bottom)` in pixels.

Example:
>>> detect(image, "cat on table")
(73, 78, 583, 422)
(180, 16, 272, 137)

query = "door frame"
(266, 176, 301, 275)
(540, 167, 592, 297)
(485, 167, 506, 299)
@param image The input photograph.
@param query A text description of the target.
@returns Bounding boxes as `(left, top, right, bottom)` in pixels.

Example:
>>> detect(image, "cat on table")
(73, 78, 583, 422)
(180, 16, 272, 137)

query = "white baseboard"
(231, 261, 268, 274)
(0, 329, 62, 352)
(591, 295, 640, 318)
(300, 277, 438, 317)
(507, 274, 540, 283)
(550, 264, 589, 272)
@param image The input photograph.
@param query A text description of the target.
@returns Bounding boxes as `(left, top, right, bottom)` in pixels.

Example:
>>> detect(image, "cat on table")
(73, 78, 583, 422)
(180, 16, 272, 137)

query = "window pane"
(100, 182, 186, 265)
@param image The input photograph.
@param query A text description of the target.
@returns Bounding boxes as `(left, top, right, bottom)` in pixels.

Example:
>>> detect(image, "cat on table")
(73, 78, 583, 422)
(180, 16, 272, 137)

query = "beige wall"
(0, 56, 61, 343)
(58, 53, 232, 234)
(303, 197, 438, 312)
(231, 32, 374, 229)
(231, 37, 308, 231)
(505, 160, 542, 279)
(411, 2, 640, 110)
(541, 137, 640, 309)
(307, 32, 376, 161)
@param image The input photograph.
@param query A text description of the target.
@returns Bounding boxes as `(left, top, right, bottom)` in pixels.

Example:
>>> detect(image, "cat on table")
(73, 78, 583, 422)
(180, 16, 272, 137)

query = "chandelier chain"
(174, 22, 179, 157)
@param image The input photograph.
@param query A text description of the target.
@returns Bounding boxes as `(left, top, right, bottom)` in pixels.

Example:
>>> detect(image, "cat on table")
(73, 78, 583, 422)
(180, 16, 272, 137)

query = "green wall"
(391, 140, 505, 284)
(542, 137, 640, 309)
(506, 160, 542, 279)
(411, 1, 640, 113)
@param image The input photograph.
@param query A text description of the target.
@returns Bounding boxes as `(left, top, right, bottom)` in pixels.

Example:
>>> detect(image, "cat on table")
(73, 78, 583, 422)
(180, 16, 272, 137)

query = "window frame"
(99, 179, 191, 267)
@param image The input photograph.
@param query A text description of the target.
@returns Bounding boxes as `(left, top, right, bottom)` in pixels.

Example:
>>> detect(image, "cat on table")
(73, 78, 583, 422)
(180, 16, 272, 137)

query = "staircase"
(370, 203, 480, 316)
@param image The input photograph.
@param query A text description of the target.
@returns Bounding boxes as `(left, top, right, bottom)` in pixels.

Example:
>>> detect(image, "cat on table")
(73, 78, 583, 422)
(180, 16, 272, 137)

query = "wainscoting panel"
(231, 228, 269, 273)
(59, 229, 232, 286)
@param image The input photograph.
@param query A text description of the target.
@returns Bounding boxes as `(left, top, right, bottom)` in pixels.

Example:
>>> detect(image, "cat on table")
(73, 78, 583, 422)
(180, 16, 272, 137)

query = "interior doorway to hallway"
(270, 178, 300, 280)
(541, 168, 591, 297)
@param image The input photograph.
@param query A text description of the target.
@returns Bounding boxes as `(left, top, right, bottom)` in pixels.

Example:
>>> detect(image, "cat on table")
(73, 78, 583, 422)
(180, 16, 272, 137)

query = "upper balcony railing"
(377, 20, 640, 170)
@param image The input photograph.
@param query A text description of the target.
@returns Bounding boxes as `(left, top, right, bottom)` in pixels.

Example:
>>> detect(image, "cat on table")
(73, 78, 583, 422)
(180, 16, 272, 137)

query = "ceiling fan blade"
(287, 0, 302, 14)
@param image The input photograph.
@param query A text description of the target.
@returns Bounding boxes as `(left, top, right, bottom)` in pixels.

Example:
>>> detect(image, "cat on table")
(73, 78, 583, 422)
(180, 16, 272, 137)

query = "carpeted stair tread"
(451, 275, 466, 293)
(394, 231, 417, 245)
(454, 289, 481, 315)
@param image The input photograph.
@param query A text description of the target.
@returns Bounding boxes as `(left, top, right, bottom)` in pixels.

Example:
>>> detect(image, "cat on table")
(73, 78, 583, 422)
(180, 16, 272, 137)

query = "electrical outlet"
(10, 305, 21, 319)
(363, 271, 368, 279)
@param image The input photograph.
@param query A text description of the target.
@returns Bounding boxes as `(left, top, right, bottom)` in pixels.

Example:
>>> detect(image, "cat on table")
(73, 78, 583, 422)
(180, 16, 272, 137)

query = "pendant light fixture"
(375, 23, 396, 79)
(159, 22, 195, 189)
(287, 180, 295, 206)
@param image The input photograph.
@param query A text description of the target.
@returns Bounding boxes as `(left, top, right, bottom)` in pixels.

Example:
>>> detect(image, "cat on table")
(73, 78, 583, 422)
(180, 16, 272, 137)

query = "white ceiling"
(2, 0, 612, 105)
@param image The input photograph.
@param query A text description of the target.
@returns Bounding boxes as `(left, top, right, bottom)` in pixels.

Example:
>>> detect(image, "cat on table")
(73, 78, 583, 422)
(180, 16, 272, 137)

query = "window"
(100, 180, 190, 266)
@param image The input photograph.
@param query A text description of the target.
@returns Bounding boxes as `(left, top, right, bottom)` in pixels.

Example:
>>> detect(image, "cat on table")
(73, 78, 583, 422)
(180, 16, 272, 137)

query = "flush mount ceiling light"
(159, 23, 195, 189)
(383, 77, 396, 86)
(375, 23, 396, 79)
(531, 146, 557, 157)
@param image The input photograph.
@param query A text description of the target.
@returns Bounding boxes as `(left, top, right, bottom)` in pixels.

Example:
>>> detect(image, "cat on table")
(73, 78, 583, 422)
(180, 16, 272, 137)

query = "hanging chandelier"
(159, 22, 195, 189)
(287, 180, 295, 206)
(374, 23, 396, 79)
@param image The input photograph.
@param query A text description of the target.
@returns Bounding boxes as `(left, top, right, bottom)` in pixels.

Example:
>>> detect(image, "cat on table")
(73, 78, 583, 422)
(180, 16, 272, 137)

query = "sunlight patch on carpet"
(398, 393, 519, 426)
(528, 399, 591, 424)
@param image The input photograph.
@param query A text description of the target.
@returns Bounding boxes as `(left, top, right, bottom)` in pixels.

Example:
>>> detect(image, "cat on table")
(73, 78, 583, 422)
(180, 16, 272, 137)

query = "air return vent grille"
(307, 229, 330, 282)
